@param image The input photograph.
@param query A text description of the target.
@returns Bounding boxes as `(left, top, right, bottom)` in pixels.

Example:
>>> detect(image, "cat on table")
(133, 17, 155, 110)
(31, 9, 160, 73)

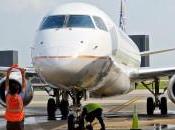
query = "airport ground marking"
(91, 96, 141, 128)
(50, 125, 67, 130)
(107, 96, 141, 113)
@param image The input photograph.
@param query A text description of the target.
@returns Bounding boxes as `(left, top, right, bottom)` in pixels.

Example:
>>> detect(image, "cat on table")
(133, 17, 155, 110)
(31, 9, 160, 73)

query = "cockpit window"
(40, 15, 65, 30)
(93, 16, 108, 31)
(39, 15, 95, 30)
(67, 15, 95, 28)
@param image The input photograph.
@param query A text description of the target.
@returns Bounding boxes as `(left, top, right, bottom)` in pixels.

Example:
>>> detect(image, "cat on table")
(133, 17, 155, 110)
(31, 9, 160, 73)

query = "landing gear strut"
(67, 89, 85, 130)
(60, 91, 69, 120)
(142, 78, 167, 115)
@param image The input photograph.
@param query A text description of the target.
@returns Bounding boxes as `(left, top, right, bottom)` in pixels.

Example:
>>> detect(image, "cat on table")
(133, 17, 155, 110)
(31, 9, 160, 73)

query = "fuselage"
(32, 3, 141, 97)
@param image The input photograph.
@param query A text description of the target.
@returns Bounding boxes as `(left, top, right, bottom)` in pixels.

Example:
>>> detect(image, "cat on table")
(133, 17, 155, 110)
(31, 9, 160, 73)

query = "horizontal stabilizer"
(140, 48, 175, 56)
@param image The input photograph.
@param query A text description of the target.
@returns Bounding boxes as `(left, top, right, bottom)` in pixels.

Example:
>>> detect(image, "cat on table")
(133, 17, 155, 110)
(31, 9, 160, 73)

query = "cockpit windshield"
(40, 15, 65, 30)
(39, 15, 95, 30)
(67, 15, 95, 28)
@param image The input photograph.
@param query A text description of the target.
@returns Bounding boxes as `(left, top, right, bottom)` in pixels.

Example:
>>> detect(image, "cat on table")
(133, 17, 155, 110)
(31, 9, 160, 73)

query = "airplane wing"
(140, 48, 175, 57)
(0, 66, 36, 73)
(130, 67, 175, 81)
(0, 66, 47, 88)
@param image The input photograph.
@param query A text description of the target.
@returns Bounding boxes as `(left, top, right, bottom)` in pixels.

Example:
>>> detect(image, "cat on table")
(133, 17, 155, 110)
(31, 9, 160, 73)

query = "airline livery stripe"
(33, 56, 109, 60)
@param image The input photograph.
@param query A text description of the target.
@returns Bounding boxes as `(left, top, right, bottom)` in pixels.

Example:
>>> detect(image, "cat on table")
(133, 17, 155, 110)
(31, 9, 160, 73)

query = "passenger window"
(93, 16, 108, 31)
(67, 15, 95, 28)
(40, 15, 65, 30)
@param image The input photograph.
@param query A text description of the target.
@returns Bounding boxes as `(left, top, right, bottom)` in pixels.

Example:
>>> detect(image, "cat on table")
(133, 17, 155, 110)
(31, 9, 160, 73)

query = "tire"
(76, 116, 85, 130)
(47, 98, 56, 120)
(147, 97, 154, 115)
(160, 97, 167, 115)
(68, 114, 75, 130)
(60, 100, 69, 119)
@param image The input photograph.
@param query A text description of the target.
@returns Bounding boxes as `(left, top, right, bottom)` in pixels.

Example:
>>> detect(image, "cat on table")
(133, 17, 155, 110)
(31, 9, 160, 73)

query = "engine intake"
(167, 75, 175, 104)
(0, 78, 33, 107)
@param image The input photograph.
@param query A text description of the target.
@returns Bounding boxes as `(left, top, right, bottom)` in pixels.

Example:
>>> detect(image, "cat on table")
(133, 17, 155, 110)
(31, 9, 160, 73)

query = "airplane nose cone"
(39, 56, 87, 86)
(49, 43, 84, 57)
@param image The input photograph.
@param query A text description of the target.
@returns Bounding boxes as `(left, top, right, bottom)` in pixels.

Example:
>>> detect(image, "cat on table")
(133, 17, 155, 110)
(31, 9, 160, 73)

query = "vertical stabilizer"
(119, 0, 127, 32)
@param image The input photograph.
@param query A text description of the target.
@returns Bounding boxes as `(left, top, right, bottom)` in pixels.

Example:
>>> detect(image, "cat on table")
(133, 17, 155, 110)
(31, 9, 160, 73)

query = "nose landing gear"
(46, 88, 69, 120)
(47, 98, 56, 120)
(46, 87, 87, 129)
(67, 89, 86, 130)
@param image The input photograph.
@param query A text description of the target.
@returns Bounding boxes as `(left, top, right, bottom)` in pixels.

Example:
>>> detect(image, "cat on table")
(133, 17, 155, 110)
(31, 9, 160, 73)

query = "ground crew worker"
(4, 67, 26, 130)
(80, 103, 106, 130)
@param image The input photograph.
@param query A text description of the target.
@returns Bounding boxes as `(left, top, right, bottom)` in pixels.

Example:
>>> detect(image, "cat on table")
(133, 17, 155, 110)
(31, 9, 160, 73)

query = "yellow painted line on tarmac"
(107, 96, 141, 113)
(50, 124, 67, 130)
(91, 96, 141, 128)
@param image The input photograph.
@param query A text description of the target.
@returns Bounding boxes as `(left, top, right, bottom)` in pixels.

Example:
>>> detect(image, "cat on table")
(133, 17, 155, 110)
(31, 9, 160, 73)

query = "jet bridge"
(129, 35, 150, 67)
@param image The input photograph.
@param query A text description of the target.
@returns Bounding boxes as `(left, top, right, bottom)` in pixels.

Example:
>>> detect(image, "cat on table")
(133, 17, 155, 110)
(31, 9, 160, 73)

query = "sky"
(0, 0, 175, 68)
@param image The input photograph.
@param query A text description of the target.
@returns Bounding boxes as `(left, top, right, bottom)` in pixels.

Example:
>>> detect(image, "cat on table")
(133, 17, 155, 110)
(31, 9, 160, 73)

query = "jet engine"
(0, 73, 33, 107)
(167, 75, 175, 104)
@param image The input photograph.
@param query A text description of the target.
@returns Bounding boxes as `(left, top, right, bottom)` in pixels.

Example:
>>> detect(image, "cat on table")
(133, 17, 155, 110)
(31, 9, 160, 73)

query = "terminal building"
(0, 50, 18, 67)
(129, 35, 150, 67)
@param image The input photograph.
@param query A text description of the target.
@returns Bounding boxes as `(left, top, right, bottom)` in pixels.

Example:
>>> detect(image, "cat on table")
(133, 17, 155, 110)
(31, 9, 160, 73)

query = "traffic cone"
(130, 105, 141, 130)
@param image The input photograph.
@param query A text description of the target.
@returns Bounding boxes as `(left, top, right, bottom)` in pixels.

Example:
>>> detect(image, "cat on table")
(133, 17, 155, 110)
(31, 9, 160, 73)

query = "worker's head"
(9, 82, 20, 95)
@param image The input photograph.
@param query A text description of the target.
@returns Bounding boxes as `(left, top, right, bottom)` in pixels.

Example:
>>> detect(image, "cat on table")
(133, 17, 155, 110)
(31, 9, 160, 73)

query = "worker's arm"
(5, 68, 13, 94)
(97, 116, 105, 130)
(20, 69, 26, 93)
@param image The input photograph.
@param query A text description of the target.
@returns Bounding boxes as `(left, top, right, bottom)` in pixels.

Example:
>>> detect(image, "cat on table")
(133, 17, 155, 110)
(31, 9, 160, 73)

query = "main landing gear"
(45, 88, 69, 120)
(141, 78, 167, 115)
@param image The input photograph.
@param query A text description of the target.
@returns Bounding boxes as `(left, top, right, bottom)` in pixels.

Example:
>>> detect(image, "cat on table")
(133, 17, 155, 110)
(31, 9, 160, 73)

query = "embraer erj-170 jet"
(1, 2, 175, 128)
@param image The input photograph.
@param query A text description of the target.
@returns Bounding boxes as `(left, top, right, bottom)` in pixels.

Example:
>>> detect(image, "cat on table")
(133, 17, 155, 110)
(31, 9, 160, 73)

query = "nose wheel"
(47, 98, 56, 120)
(68, 114, 75, 130)
(46, 88, 69, 120)
(60, 99, 69, 119)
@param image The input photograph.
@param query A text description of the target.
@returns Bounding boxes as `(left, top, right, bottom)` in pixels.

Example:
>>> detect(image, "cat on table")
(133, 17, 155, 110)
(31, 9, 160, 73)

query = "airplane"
(1, 2, 175, 129)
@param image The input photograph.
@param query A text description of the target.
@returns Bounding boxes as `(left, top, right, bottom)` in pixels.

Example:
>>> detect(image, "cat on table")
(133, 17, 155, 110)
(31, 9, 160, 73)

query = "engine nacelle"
(167, 75, 175, 104)
(0, 73, 33, 107)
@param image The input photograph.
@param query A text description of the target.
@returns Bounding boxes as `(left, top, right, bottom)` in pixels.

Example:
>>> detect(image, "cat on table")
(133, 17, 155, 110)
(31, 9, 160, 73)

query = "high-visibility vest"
(5, 94, 24, 122)
(84, 103, 102, 114)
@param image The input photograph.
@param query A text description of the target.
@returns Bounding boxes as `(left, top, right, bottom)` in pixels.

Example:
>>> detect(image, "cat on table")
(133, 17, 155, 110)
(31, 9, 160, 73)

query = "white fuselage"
(32, 3, 141, 97)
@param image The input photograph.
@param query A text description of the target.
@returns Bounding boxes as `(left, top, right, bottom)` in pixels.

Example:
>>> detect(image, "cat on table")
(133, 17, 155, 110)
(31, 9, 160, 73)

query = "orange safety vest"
(5, 94, 24, 122)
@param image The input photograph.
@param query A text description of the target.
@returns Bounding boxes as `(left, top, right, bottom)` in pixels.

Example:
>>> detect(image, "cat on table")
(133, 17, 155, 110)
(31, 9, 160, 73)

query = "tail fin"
(119, 0, 127, 32)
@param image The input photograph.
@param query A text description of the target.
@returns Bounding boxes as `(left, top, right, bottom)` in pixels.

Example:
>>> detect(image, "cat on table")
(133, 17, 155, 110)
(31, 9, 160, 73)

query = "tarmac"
(1, 90, 175, 130)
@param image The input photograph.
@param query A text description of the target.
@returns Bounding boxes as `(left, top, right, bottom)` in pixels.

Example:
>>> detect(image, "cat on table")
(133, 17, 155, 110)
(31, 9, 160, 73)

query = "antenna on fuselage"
(119, 0, 127, 32)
